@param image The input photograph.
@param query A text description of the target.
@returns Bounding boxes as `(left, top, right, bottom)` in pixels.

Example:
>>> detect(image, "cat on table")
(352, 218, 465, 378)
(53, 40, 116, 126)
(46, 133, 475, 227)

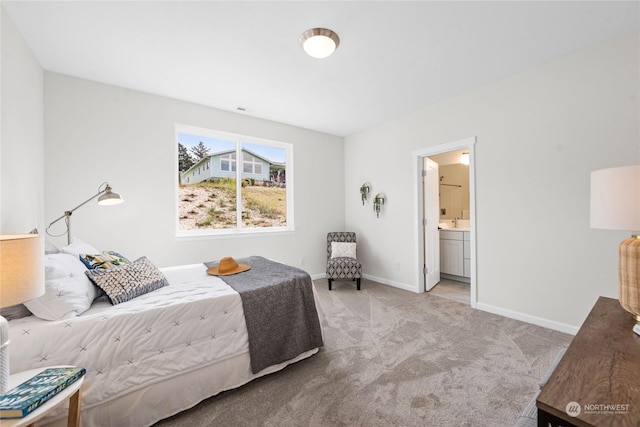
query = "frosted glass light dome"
(300, 28, 340, 59)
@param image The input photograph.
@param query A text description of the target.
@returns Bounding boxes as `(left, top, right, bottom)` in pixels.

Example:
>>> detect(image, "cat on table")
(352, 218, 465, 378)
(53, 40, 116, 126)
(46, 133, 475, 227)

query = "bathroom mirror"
(428, 149, 470, 222)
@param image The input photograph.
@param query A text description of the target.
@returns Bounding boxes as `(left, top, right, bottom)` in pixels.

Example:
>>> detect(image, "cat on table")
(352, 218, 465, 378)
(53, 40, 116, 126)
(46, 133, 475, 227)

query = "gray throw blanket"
(205, 256, 323, 374)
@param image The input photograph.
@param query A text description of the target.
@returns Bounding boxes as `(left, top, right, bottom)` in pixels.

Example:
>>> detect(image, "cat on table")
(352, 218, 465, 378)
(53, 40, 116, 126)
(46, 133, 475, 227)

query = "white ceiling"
(4, 1, 639, 137)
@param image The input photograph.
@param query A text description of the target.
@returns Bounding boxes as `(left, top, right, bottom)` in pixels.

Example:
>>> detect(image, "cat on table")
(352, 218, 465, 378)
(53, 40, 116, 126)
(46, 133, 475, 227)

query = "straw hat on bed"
(206, 257, 251, 276)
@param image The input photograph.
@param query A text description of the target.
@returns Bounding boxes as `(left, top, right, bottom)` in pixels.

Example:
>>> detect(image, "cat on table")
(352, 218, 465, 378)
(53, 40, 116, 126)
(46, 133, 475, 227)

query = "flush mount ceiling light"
(300, 28, 340, 59)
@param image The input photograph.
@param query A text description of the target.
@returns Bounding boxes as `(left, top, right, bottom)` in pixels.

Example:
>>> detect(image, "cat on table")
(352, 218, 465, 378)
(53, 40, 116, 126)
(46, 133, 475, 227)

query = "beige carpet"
(155, 278, 571, 427)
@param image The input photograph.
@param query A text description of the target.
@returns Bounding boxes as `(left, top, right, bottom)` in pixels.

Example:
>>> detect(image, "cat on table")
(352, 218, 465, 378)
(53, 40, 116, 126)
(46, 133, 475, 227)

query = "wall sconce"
(373, 193, 385, 218)
(360, 182, 371, 206)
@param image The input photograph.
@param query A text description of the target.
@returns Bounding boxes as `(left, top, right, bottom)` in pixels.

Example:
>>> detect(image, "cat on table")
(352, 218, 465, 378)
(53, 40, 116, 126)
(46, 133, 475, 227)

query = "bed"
(7, 252, 325, 427)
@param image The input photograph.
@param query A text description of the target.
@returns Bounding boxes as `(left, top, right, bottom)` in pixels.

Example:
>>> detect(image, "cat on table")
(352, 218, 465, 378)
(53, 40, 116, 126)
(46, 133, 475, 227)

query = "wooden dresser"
(537, 296, 640, 427)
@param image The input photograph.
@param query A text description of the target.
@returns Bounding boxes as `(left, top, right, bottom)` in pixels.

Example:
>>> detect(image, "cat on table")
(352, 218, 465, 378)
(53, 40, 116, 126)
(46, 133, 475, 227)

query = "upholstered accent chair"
(326, 232, 362, 290)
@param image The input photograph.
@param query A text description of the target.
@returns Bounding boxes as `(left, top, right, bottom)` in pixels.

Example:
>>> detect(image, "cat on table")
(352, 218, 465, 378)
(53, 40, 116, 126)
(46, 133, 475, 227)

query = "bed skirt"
(40, 347, 319, 427)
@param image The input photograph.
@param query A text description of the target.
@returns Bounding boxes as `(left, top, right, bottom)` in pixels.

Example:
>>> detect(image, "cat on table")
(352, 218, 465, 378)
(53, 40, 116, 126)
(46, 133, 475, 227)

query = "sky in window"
(178, 133, 285, 163)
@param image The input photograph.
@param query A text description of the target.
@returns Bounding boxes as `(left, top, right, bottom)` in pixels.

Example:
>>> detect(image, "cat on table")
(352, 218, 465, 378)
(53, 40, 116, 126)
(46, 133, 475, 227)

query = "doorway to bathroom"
(413, 137, 477, 308)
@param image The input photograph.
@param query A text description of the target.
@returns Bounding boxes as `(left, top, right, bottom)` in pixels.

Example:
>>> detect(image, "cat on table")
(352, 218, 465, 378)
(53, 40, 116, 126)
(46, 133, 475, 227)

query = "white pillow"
(60, 238, 99, 257)
(331, 242, 357, 259)
(44, 240, 61, 254)
(23, 253, 98, 321)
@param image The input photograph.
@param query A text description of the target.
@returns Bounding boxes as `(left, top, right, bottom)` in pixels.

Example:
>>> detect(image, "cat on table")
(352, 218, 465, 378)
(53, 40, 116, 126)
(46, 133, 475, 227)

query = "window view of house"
(177, 126, 291, 234)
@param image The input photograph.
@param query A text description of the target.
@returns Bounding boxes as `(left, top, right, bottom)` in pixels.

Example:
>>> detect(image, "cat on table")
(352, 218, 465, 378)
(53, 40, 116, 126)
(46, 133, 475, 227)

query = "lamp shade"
(0, 234, 45, 308)
(590, 165, 640, 231)
(98, 185, 124, 206)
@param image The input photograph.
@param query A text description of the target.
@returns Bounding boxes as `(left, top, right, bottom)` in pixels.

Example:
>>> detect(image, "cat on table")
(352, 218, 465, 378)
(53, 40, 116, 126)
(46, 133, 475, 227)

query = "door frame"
(413, 136, 477, 308)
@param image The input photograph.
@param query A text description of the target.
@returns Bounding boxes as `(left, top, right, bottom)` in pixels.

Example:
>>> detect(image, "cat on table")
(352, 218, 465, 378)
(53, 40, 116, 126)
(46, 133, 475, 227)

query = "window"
(220, 153, 236, 172)
(242, 153, 262, 174)
(176, 124, 293, 236)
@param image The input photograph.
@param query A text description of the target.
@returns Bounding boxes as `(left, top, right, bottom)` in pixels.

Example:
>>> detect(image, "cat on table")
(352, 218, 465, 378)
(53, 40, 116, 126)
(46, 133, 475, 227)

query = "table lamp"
(590, 165, 640, 332)
(0, 234, 45, 393)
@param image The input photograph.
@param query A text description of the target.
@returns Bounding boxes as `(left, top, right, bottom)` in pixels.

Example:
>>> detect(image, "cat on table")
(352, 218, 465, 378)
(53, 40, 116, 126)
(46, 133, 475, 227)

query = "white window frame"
(175, 124, 294, 239)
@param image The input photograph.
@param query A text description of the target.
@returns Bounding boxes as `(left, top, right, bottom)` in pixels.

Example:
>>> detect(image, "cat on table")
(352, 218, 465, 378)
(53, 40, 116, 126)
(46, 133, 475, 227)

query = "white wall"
(44, 73, 344, 274)
(345, 31, 640, 330)
(0, 6, 44, 233)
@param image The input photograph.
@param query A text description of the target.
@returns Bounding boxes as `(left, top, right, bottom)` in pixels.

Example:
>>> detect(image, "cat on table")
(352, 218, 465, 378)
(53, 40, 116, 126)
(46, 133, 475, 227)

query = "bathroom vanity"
(439, 228, 471, 281)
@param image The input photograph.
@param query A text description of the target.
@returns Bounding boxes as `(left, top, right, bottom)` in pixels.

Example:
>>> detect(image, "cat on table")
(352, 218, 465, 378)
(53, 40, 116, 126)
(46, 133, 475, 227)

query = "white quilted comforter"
(8, 264, 255, 419)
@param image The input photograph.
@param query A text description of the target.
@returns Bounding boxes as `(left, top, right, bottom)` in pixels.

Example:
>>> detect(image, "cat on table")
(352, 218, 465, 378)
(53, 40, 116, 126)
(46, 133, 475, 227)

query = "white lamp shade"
(0, 234, 45, 308)
(590, 165, 640, 231)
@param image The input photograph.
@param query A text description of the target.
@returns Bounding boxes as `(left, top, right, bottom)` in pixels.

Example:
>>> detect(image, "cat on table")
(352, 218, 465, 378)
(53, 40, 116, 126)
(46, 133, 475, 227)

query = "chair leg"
(328, 278, 332, 290)
(357, 278, 361, 290)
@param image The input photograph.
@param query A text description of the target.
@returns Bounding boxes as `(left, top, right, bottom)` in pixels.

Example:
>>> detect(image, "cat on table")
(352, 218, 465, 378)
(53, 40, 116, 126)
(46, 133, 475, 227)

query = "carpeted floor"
(429, 278, 470, 304)
(155, 278, 571, 427)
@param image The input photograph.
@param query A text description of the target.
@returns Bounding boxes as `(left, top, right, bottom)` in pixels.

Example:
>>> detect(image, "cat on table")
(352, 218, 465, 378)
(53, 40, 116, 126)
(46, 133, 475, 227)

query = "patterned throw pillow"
(85, 257, 168, 305)
(80, 251, 130, 269)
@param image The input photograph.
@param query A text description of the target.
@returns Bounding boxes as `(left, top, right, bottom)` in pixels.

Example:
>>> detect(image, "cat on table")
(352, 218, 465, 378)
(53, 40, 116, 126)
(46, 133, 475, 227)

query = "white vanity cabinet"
(440, 229, 471, 280)
(440, 230, 464, 276)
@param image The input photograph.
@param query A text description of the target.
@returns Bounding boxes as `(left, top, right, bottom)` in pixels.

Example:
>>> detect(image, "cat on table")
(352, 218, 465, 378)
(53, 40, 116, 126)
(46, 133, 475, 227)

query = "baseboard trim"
(476, 302, 579, 335)
(311, 274, 416, 292)
(361, 274, 416, 293)
(315, 273, 416, 292)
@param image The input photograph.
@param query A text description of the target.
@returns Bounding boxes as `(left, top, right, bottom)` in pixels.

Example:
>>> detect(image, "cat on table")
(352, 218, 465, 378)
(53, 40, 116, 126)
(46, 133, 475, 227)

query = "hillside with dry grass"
(178, 179, 286, 230)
